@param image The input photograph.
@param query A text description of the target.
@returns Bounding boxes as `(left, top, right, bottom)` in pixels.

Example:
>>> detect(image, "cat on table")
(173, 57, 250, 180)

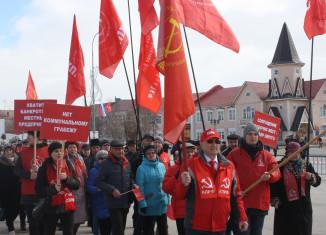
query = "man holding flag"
(176, 129, 248, 234)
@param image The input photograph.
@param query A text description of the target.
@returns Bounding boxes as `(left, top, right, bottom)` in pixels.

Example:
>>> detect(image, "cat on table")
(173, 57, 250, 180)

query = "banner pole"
(306, 37, 314, 163)
(122, 58, 142, 140)
(182, 26, 206, 131)
(242, 129, 326, 196)
(126, 0, 142, 144)
(33, 130, 37, 165)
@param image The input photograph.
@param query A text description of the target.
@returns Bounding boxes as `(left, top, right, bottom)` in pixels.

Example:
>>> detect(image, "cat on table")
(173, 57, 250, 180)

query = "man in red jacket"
(228, 124, 281, 235)
(177, 129, 248, 235)
(14, 131, 48, 235)
(163, 142, 196, 235)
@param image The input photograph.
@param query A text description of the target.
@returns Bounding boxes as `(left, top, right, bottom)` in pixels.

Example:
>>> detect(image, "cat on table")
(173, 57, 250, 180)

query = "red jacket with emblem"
(17, 146, 48, 195)
(228, 145, 281, 211)
(162, 161, 185, 219)
(175, 152, 247, 232)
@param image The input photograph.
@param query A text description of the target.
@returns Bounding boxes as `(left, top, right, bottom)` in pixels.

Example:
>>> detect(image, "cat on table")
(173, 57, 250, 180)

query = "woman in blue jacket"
(136, 145, 169, 235)
(86, 150, 111, 235)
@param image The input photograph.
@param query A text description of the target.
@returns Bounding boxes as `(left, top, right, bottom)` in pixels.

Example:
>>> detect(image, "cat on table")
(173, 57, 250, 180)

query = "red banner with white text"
(14, 99, 57, 132)
(253, 111, 281, 149)
(40, 104, 91, 142)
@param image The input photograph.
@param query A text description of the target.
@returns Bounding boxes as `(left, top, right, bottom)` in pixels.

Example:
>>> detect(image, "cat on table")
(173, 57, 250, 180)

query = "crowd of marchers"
(0, 123, 321, 235)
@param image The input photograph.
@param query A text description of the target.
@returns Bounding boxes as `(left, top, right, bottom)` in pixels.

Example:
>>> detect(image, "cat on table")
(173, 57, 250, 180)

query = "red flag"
(132, 187, 145, 201)
(26, 71, 38, 100)
(304, 0, 326, 39)
(136, 33, 162, 113)
(99, 0, 129, 78)
(157, 0, 195, 143)
(161, 0, 239, 53)
(138, 0, 159, 34)
(105, 103, 112, 112)
(65, 15, 86, 105)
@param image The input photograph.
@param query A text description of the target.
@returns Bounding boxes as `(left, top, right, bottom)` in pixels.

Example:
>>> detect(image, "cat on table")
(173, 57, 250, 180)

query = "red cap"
(200, 129, 221, 142)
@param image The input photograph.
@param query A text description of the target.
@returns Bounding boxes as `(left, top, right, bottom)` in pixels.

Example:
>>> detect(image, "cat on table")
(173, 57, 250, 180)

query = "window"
(323, 90, 326, 94)
(196, 130, 202, 140)
(228, 108, 236, 121)
(156, 115, 162, 124)
(217, 129, 225, 141)
(217, 109, 224, 121)
(207, 110, 213, 122)
(246, 92, 251, 96)
(274, 70, 278, 75)
(320, 105, 326, 117)
(242, 106, 255, 120)
(196, 111, 201, 122)
(228, 128, 237, 135)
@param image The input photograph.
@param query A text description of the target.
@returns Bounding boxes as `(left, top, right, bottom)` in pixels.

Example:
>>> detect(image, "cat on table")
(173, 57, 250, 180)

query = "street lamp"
(91, 32, 99, 137)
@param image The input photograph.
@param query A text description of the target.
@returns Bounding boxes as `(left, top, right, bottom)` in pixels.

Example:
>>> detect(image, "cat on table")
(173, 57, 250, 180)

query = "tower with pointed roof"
(267, 22, 305, 99)
(266, 22, 313, 139)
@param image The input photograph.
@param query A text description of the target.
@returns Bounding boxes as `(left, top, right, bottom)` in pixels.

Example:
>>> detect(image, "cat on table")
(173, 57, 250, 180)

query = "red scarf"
(46, 158, 72, 206)
(283, 167, 306, 202)
(108, 152, 129, 170)
(192, 157, 233, 199)
(69, 155, 87, 186)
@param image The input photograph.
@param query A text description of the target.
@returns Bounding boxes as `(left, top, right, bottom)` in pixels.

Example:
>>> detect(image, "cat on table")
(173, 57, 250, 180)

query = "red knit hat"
(200, 129, 221, 142)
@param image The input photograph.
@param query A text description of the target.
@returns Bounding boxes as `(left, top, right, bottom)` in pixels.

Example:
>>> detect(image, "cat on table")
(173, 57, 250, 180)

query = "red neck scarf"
(46, 158, 72, 206)
(108, 152, 129, 170)
(192, 156, 232, 199)
(283, 167, 306, 202)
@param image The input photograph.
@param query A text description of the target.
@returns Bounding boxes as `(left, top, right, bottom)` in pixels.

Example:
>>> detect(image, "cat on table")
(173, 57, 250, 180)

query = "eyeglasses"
(207, 139, 221, 144)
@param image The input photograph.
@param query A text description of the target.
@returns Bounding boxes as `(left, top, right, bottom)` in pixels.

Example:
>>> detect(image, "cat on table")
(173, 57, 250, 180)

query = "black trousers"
(43, 212, 74, 235)
(176, 218, 185, 235)
(4, 204, 19, 232)
(109, 208, 129, 235)
(186, 229, 225, 235)
(98, 217, 112, 235)
(25, 203, 43, 235)
(142, 214, 168, 235)
(237, 214, 265, 235)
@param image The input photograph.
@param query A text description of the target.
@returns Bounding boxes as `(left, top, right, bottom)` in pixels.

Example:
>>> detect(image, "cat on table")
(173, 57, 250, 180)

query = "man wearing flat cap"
(176, 128, 248, 234)
(228, 123, 281, 235)
(96, 140, 133, 235)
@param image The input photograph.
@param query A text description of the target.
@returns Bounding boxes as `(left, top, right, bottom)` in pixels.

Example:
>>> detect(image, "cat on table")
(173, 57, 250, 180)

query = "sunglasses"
(207, 139, 221, 144)
(97, 157, 105, 161)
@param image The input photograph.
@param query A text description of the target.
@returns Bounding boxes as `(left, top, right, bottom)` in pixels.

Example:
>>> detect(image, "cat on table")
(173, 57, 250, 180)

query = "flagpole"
(122, 58, 141, 138)
(91, 32, 99, 138)
(126, 0, 142, 143)
(306, 37, 314, 162)
(182, 26, 206, 131)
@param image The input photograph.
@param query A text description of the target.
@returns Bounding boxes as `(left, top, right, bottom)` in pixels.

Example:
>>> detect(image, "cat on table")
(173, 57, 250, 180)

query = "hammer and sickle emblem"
(201, 177, 214, 189)
(221, 178, 230, 189)
(164, 18, 183, 58)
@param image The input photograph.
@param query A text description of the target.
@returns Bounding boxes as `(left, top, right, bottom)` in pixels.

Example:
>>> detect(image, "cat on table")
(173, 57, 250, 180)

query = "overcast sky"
(1, 0, 326, 109)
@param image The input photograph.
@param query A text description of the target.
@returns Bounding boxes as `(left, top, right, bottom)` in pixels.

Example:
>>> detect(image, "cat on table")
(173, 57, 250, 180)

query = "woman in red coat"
(163, 143, 196, 235)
